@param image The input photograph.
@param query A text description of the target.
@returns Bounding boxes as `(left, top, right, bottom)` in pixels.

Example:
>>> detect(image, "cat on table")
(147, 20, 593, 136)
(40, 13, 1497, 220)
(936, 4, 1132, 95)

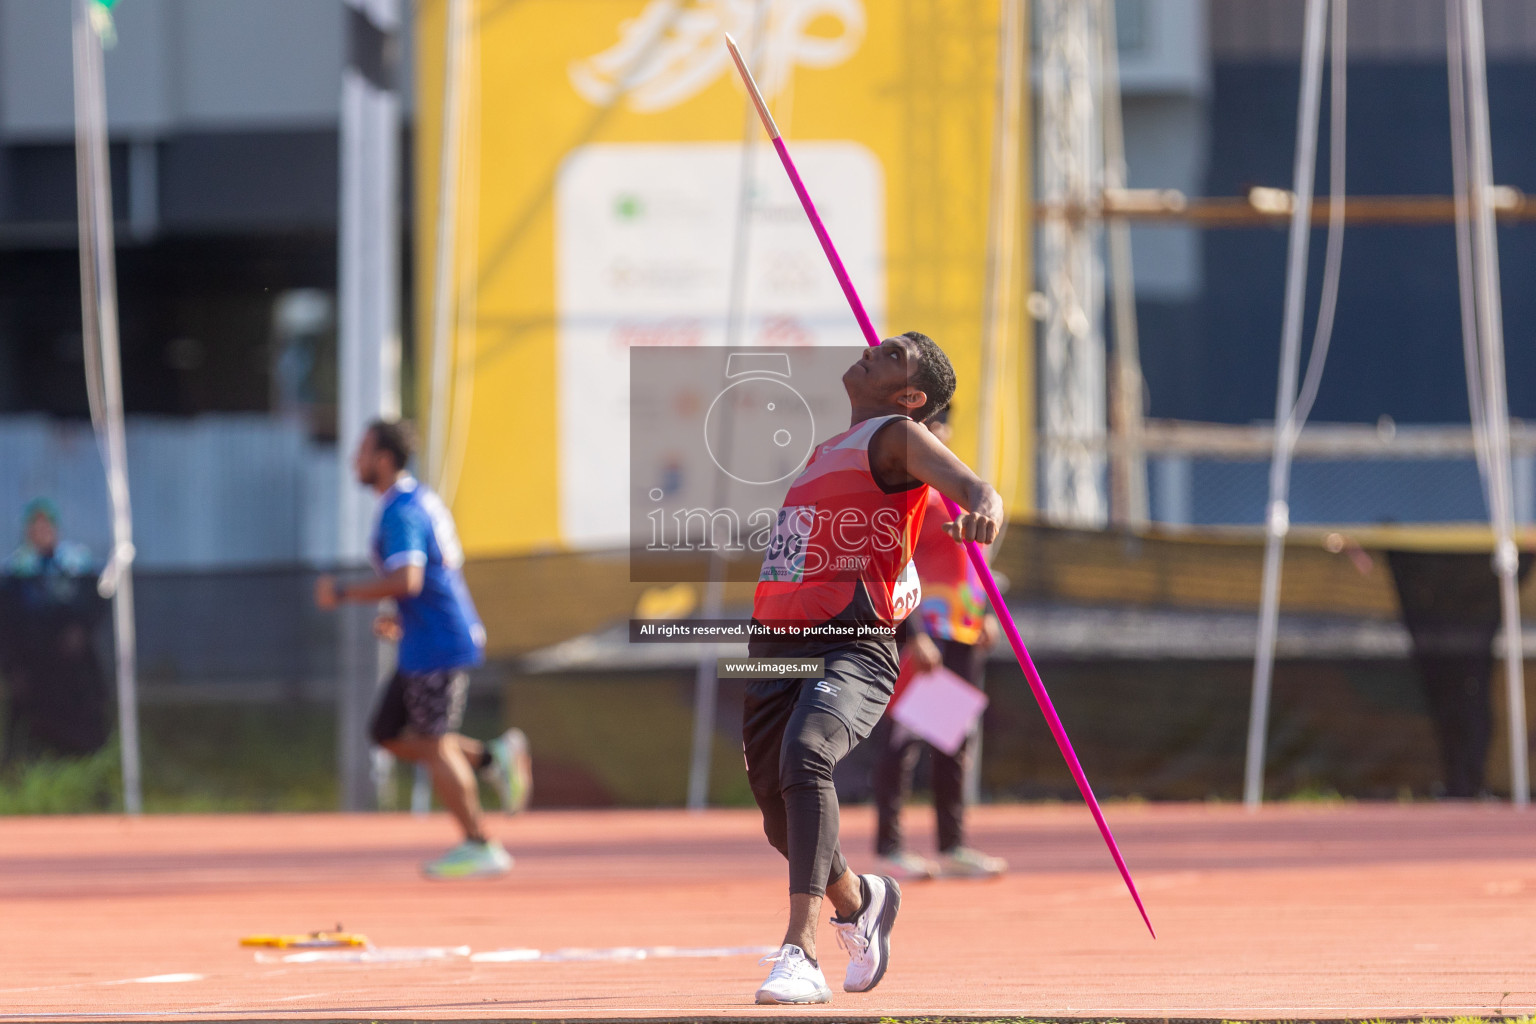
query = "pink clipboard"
(888, 665, 989, 756)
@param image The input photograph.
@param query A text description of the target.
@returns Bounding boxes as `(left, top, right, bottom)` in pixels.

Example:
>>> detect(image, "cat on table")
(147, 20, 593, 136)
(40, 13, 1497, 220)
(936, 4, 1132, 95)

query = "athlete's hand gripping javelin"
(900, 426, 1002, 545)
(851, 339, 1004, 546)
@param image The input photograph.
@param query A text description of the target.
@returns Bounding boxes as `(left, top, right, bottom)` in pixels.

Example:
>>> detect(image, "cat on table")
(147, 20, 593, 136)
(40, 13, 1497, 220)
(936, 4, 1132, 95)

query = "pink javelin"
(724, 34, 1154, 938)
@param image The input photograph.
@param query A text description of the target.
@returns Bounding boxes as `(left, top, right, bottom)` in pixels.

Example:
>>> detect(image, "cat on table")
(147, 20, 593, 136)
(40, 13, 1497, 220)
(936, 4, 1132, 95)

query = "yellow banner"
(417, 0, 1033, 556)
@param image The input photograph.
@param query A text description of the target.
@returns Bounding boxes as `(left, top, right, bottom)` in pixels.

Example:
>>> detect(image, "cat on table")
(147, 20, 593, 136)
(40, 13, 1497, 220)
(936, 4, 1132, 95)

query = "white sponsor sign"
(556, 141, 884, 547)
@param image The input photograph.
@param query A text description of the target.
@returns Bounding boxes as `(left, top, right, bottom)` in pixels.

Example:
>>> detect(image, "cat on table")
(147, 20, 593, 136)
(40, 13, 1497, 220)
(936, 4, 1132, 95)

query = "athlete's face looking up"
(843, 336, 927, 418)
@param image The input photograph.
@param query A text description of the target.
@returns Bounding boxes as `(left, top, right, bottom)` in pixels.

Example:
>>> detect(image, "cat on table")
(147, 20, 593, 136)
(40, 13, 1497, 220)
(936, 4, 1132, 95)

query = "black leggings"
(741, 645, 894, 897)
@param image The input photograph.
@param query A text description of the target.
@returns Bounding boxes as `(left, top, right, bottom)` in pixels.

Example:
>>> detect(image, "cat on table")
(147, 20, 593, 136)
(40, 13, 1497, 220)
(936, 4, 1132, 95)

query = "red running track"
(1, 803, 1534, 1020)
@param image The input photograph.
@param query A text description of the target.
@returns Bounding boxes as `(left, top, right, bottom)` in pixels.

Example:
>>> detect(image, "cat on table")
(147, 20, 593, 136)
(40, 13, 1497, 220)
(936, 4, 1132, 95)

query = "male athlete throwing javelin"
(745, 332, 1002, 1004)
(316, 419, 529, 879)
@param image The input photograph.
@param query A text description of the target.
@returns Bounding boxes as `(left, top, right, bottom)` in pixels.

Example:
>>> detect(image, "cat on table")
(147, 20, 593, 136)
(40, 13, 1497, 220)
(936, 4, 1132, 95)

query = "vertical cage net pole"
(1245, 0, 1330, 810)
(1451, 0, 1529, 806)
(71, 0, 142, 814)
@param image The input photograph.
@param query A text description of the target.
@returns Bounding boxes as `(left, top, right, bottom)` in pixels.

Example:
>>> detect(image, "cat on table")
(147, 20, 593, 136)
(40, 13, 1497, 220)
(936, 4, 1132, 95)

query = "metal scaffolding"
(1037, 0, 1109, 526)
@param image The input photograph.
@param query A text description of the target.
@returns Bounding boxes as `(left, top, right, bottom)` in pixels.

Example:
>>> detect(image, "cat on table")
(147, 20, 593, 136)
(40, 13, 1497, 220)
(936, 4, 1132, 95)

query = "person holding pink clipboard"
(872, 405, 1007, 883)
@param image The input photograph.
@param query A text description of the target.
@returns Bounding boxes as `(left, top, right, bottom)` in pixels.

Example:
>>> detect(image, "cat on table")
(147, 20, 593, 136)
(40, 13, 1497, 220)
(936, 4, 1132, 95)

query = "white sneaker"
(876, 850, 938, 881)
(754, 944, 832, 1004)
(830, 874, 901, 993)
(939, 846, 1007, 878)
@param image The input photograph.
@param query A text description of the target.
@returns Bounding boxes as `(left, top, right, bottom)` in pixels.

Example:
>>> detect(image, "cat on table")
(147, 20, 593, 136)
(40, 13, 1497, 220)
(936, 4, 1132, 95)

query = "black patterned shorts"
(369, 669, 469, 744)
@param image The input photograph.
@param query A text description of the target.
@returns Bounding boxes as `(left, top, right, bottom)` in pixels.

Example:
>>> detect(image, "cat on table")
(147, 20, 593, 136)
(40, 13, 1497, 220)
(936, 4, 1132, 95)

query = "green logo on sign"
(615, 194, 643, 221)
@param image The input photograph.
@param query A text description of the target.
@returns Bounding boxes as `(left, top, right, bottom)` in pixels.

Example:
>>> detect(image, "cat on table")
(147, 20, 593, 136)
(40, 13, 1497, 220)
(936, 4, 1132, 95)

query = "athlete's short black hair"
(367, 418, 415, 471)
(902, 331, 956, 423)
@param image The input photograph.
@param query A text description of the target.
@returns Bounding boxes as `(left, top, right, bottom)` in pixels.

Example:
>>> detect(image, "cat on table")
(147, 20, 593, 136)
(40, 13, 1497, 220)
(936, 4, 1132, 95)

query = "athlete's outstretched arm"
(877, 419, 1002, 544)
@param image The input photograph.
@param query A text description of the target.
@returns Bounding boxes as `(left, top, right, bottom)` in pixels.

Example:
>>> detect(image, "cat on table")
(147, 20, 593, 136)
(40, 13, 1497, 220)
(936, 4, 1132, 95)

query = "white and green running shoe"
(938, 846, 1007, 879)
(421, 839, 513, 880)
(875, 850, 938, 882)
(482, 728, 532, 814)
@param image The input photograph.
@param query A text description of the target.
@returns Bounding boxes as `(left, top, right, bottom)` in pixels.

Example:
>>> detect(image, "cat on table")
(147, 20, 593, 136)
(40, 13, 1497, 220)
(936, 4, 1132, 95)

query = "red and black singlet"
(752, 414, 929, 634)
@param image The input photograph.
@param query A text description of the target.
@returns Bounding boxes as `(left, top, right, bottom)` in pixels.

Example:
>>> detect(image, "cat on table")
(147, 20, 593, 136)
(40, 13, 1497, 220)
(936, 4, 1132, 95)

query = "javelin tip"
(723, 33, 781, 140)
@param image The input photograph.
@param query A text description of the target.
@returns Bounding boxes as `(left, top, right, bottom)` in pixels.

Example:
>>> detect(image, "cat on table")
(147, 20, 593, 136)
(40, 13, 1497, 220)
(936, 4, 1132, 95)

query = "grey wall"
(0, 0, 345, 141)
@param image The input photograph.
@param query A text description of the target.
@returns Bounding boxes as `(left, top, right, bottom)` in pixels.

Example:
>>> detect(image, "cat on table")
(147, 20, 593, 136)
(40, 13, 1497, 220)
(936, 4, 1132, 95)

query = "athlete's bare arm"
(869, 418, 1002, 544)
(314, 564, 425, 610)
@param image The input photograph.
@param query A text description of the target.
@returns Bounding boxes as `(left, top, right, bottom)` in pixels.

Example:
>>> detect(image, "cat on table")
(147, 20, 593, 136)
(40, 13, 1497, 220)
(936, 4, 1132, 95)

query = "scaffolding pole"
(1098, 0, 1148, 529)
(1037, 0, 1108, 527)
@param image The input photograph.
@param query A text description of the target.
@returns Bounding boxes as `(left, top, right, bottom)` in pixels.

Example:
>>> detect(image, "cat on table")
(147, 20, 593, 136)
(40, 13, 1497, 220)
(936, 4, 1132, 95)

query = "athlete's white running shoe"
(421, 839, 513, 879)
(754, 944, 832, 1004)
(831, 873, 901, 993)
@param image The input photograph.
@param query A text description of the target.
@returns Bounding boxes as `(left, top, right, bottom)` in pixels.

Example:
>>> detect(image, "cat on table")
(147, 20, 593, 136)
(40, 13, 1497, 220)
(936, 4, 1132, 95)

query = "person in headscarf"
(0, 498, 110, 761)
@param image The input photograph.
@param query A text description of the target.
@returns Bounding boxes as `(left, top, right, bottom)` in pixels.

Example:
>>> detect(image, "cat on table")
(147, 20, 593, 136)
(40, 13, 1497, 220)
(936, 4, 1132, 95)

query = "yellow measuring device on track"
(240, 930, 370, 949)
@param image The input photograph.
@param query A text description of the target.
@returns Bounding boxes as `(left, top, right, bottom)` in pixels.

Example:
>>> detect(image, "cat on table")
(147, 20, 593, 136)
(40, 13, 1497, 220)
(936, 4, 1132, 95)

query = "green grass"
(0, 742, 121, 813)
(0, 675, 1456, 813)
(0, 702, 341, 814)
(135, 702, 338, 811)
(1282, 781, 1351, 804)
(0, 688, 527, 814)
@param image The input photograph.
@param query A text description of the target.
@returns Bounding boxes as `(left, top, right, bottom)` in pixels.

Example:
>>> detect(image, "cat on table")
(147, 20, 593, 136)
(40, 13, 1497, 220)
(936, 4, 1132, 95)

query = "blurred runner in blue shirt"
(371, 471, 486, 674)
(316, 420, 529, 879)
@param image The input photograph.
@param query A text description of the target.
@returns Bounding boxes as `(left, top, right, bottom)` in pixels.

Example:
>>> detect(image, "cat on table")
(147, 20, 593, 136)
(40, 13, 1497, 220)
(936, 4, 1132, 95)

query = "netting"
(1145, 451, 1531, 526)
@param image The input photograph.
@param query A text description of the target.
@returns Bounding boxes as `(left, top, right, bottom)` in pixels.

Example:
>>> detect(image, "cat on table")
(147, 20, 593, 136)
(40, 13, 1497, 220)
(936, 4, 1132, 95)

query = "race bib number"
(759, 505, 815, 583)
(890, 559, 922, 619)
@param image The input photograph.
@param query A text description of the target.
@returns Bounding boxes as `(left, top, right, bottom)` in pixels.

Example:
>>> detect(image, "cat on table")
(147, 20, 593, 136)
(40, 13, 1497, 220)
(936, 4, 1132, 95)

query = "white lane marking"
(253, 942, 776, 966)
(470, 943, 778, 963)
(0, 973, 205, 996)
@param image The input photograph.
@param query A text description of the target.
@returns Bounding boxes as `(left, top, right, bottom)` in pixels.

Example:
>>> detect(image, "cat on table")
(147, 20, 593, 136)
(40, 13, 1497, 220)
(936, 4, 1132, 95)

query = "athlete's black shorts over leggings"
(741, 642, 896, 897)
